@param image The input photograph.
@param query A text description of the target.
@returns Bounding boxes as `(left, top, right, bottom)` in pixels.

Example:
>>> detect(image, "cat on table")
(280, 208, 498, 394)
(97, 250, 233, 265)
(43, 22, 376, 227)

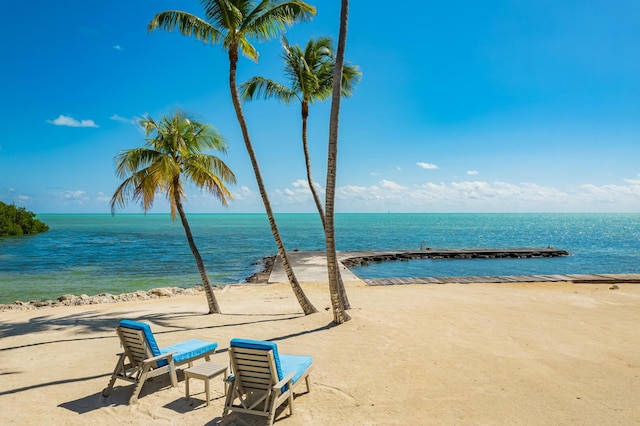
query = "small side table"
(184, 362, 228, 406)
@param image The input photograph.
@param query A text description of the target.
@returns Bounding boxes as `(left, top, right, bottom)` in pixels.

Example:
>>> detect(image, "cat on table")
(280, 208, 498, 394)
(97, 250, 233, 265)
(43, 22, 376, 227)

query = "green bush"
(0, 201, 49, 237)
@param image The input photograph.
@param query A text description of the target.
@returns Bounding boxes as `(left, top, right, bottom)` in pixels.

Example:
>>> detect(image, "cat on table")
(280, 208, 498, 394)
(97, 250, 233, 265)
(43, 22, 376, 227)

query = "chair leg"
(288, 391, 295, 415)
(168, 361, 178, 388)
(102, 353, 126, 397)
(205, 377, 211, 407)
(222, 378, 236, 416)
(130, 366, 151, 404)
(185, 375, 191, 401)
(102, 376, 116, 397)
(267, 394, 278, 426)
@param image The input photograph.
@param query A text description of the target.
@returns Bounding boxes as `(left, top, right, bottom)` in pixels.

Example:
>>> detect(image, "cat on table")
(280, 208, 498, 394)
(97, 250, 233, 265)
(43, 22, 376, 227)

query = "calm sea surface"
(1, 213, 639, 304)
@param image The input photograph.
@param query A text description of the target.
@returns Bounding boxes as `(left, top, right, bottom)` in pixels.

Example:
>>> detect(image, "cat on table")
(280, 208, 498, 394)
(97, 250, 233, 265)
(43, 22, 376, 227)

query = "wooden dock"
(341, 248, 570, 268)
(364, 274, 640, 286)
(262, 250, 640, 285)
(337, 249, 640, 286)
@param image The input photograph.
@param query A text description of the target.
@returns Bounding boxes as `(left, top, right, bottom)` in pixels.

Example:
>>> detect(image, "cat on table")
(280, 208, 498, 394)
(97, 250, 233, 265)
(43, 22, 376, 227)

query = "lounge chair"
(223, 338, 312, 425)
(102, 319, 218, 404)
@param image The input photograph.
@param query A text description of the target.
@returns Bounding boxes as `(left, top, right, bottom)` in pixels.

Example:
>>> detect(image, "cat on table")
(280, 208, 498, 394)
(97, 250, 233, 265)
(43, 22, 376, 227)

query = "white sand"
(1, 280, 639, 425)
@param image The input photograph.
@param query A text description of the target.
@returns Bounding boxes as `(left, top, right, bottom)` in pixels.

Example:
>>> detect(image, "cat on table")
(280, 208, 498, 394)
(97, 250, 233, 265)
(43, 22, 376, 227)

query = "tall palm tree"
(325, 0, 351, 324)
(148, 0, 318, 315)
(239, 36, 360, 231)
(239, 36, 360, 309)
(110, 111, 235, 314)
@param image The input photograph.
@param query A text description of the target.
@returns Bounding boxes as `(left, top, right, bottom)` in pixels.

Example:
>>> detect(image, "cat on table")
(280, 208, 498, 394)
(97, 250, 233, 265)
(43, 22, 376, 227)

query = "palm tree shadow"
(1, 309, 305, 352)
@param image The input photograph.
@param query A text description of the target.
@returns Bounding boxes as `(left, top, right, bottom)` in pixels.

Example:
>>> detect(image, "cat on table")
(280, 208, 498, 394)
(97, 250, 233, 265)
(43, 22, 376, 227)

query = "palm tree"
(239, 36, 360, 231)
(110, 111, 235, 314)
(239, 36, 360, 310)
(325, 0, 351, 324)
(149, 0, 318, 315)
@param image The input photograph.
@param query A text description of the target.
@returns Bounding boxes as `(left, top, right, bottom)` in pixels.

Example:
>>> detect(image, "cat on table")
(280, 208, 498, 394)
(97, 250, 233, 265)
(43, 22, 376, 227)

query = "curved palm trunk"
(301, 101, 351, 310)
(301, 101, 326, 230)
(325, 0, 351, 324)
(173, 181, 221, 314)
(228, 45, 317, 315)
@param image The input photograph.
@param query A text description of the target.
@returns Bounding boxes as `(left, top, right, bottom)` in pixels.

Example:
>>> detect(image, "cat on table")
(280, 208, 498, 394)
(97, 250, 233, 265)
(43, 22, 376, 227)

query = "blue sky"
(2, 1, 639, 214)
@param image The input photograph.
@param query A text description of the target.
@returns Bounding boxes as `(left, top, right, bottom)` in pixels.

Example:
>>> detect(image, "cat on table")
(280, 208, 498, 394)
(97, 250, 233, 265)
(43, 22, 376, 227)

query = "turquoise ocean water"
(1, 213, 639, 304)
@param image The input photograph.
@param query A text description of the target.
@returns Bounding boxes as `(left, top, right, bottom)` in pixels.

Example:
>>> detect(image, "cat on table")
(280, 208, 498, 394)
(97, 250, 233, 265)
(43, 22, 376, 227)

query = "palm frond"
(239, 76, 297, 103)
(237, 37, 259, 61)
(339, 61, 362, 97)
(183, 154, 235, 205)
(204, 0, 242, 36)
(110, 168, 158, 213)
(149, 10, 223, 44)
(110, 175, 138, 213)
(304, 37, 333, 64)
(114, 148, 163, 178)
(197, 125, 228, 152)
(242, 1, 315, 42)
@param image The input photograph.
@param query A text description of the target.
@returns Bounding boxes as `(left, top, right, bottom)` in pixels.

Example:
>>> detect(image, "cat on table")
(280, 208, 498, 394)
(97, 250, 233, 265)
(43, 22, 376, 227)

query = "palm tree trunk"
(173, 181, 220, 314)
(301, 101, 326, 230)
(228, 45, 317, 315)
(302, 101, 351, 310)
(325, 0, 351, 324)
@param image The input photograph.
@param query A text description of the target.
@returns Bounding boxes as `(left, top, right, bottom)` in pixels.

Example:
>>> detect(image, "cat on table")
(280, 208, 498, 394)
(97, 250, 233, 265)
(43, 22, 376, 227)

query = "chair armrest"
(142, 351, 176, 365)
(273, 371, 295, 391)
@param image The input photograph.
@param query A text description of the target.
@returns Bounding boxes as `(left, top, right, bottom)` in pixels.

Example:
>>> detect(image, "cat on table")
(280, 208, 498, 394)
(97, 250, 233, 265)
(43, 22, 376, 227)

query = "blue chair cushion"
(279, 354, 313, 385)
(160, 339, 218, 364)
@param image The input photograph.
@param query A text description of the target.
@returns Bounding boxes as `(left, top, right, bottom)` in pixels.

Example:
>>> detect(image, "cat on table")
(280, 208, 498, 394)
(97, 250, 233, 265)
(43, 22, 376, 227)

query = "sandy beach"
(2, 279, 639, 425)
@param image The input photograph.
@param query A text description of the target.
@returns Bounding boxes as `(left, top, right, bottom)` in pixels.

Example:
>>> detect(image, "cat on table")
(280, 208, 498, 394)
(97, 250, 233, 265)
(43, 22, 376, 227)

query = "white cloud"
(272, 179, 325, 205)
(110, 114, 136, 124)
(95, 192, 111, 203)
(292, 179, 310, 189)
(113, 45, 122, 51)
(379, 179, 407, 190)
(61, 190, 88, 200)
(231, 186, 254, 201)
(264, 174, 640, 212)
(417, 162, 439, 170)
(47, 115, 99, 128)
(467, 170, 479, 175)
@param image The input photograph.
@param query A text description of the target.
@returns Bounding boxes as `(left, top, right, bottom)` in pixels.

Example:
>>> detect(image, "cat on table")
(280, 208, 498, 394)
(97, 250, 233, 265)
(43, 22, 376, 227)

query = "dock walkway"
(268, 249, 640, 285)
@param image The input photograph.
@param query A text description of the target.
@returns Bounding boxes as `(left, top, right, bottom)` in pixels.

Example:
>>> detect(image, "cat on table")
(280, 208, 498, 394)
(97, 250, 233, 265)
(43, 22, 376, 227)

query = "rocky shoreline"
(0, 286, 209, 311)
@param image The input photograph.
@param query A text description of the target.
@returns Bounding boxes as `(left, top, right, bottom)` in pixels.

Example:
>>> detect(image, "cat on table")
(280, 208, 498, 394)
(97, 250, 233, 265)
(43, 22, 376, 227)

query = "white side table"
(184, 362, 228, 406)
